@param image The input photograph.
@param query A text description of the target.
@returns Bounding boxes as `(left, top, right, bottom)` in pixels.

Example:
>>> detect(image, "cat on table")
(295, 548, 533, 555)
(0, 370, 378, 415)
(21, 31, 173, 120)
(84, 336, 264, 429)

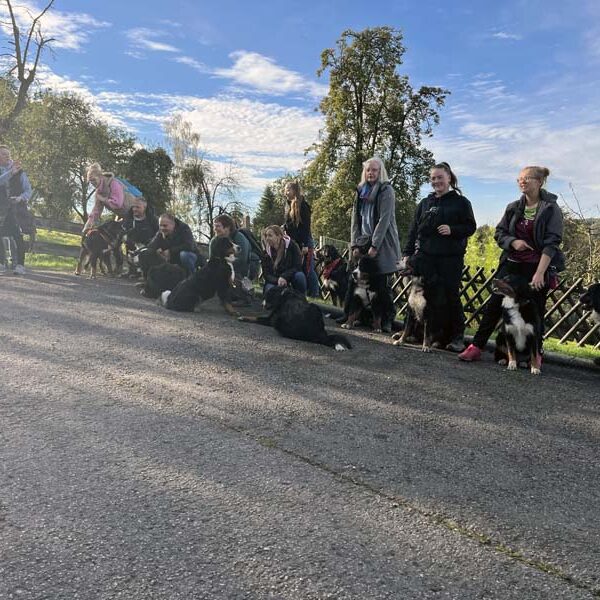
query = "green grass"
(34, 228, 81, 246)
(25, 252, 77, 271)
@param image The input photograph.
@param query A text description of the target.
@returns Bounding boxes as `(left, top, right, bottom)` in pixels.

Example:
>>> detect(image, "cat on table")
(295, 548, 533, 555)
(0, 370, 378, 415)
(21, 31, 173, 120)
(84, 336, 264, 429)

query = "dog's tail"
(319, 332, 352, 351)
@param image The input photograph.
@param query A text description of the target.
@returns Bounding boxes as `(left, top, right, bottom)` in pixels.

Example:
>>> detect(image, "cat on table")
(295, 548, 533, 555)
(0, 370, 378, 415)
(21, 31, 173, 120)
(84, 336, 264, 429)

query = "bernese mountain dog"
(580, 283, 600, 366)
(159, 236, 238, 315)
(239, 285, 352, 351)
(316, 244, 348, 307)
(342, 255, 395, 333)
(492, 274, 543, 375)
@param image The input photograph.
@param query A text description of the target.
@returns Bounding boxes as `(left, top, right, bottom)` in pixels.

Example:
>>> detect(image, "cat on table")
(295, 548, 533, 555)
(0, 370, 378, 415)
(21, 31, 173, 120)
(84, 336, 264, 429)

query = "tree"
(125, 148, 174, 215)
(0, 0, 55, 139)
(306, 27, 449, 241)
(165, 115, 242, 240)
(9, 91, 135, 221)
(253, 184, 284, 234)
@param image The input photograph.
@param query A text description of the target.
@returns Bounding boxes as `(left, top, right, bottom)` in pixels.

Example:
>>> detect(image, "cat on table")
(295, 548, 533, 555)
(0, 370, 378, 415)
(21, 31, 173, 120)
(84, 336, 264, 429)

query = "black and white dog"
(492, 275, 543, 375)
(159, 236, 238, 315)
(130, 248, 187, 299)
(391, 257, 445, 352)
(342, 255, 394, 332)
(239, 286, 352, 351)
(316, 244, 348, 307)
(75, 220, 124, 278)
(580, 283, 600, 367)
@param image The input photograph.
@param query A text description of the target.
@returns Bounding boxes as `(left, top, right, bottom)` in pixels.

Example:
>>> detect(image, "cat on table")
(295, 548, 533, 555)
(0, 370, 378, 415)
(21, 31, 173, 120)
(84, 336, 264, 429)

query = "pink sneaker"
(458, 344, 482, 362)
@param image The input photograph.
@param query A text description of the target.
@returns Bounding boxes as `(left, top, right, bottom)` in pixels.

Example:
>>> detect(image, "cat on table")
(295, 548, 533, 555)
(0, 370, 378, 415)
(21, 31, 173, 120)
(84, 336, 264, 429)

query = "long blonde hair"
(285, 181, 303, 227)
(263, 225, 285, 268)
(358, 156, 390, 187)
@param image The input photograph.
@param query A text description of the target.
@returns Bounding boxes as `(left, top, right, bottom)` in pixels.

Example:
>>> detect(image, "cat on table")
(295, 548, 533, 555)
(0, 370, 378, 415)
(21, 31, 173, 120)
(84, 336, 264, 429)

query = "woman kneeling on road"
(261, 225, 306, 295)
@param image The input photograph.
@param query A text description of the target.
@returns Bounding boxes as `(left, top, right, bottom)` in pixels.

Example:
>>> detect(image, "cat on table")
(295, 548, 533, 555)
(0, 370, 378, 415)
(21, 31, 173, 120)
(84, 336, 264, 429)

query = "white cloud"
(0, 1, 109, 51)
(125, 28, 180, 54)
(492, 31, 523, 40)
(173, 56, 208, 73)
(214, 51, 327, 99)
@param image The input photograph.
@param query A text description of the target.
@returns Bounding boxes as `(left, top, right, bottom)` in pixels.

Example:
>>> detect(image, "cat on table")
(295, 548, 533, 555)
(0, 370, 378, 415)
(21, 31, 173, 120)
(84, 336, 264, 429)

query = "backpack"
(238, 227, 265, 259)
(107, 176, 144, 217)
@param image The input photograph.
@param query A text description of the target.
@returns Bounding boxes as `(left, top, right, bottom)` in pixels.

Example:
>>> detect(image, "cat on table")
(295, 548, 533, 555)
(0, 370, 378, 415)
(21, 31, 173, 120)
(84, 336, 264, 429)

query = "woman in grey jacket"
(348, 156, 401, 331)
(459, 165, 564, 362)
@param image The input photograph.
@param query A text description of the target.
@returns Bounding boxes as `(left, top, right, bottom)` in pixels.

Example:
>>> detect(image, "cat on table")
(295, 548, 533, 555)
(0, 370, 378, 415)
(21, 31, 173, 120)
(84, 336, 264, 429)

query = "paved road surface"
(1, 271, 598, 599)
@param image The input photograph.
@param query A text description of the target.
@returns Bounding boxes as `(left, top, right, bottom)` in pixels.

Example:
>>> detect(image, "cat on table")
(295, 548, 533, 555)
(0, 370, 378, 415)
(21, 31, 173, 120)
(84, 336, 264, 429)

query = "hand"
(511, 239, 533, 252)
(11, 161, 22, 174)
(397, 256, 408, 271)
(531, 271, 545, 291)
(367, 246, 378, 258)
(163, 249, 170, 261)
(352, 248, 361, 259)
(277, 277, 287, 287)
(437, 224, 451, 236)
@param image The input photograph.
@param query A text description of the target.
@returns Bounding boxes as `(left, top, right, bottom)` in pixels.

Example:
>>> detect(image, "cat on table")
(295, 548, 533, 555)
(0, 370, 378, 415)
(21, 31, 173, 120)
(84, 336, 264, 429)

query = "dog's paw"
(341, 323, 351, 330)
(334, 343, 346, 352)
(391, 332, 402, 341)
(373, 328, 382, 333)
(530, 367, 541, 375)
(497, 358, 508, 366)
(507, 361, 518, 371)
(422, 345, 432, 353)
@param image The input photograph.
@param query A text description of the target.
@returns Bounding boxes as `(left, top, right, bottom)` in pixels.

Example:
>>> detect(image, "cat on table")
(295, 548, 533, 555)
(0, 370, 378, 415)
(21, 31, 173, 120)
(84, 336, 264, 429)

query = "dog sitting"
(391, 256, 445, 352)
(492, 275, 543, 375)
(75, 220, 124, 279)
(342, 255, 394, 333)
(159, 236, 238, 315)
(239, 286, 352, 351)
(580, 283, 600, 367)
(316, 244, 348, 307)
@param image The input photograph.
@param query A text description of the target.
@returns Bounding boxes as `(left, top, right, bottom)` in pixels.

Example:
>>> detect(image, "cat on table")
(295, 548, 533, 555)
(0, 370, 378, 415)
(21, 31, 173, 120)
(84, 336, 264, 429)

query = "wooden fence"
(318, 237, 599, 350)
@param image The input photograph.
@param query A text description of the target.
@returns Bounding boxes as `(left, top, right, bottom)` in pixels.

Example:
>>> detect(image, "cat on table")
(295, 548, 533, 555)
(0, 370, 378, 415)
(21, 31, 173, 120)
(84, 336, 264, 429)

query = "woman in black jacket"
(261, 225, 305, 294)
(403, 162, 476, 351)
(459, 165, 564, 362)
(283, 181, 319, 297)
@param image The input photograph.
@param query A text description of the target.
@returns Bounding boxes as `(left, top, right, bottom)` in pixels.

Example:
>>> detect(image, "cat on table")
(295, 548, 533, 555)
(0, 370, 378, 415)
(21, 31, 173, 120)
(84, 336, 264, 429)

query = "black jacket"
(261, 239, 303, 284)
(147, 218, 198, 261)
(495, 189, 564, 271)
(404, 190, 476, 257)
(284, 199, 312, 248)
(122, 207, 159, 246)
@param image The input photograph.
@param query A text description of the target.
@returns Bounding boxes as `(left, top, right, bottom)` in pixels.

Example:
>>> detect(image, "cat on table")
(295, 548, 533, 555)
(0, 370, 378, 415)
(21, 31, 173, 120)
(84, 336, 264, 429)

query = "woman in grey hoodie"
(459, 165, 564, 362)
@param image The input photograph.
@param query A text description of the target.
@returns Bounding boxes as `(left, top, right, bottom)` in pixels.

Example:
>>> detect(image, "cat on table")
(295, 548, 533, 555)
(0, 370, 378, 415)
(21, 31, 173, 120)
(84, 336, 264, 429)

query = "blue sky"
(1, 0, 599, 226)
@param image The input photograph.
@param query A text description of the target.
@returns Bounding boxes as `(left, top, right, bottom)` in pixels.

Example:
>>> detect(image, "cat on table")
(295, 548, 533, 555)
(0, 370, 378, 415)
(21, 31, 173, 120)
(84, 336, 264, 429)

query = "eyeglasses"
(516, 177, 540, 184)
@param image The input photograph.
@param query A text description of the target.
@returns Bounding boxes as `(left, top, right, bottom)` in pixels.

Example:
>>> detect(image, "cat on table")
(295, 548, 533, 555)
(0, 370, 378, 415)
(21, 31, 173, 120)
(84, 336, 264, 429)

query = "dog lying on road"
(239, 286, 352, 351)
(159, 236, 238, 315)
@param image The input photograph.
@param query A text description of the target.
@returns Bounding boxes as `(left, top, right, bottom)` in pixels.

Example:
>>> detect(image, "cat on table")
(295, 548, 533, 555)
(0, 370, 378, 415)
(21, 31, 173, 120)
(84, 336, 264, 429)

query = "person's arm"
(350, 193, 361, 246)
(147, 232, 161, 252)
(233, 231, 251, 277)
(297, 202, 312, 248)
(261, 254, 277, 284)
(494, 204, 517, 250)
(370, 185, 395, 253)
(539, 205, 564, 261)
(279, 242, 302, 282)
(15, 171, 32, 202)
(448, 198, 476, 239)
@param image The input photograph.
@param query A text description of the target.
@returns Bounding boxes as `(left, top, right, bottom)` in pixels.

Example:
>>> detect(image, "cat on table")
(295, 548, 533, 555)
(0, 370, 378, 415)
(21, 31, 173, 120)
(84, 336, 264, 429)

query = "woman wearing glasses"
(459, 165, 564, 362)
(402, 162, 476, 351)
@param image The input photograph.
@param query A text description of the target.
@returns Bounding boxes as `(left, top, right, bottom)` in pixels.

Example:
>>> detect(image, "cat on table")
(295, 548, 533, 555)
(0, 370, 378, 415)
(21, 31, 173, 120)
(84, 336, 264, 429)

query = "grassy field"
(34, 228, 81, 246)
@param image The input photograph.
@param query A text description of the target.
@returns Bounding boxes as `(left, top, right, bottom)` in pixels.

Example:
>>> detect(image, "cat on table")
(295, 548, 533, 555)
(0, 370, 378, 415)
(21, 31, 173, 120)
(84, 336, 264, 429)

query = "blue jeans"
(264, 271, 307, 296)
(179, 251, 198, 275)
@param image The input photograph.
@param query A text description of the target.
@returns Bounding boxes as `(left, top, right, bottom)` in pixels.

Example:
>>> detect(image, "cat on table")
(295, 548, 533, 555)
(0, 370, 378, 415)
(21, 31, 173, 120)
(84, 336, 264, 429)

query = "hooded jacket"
(495, 189, 564, 271)
(403, 190, 476, 257)
(147, 218, 198, 261)
(261, 235, 302, 284)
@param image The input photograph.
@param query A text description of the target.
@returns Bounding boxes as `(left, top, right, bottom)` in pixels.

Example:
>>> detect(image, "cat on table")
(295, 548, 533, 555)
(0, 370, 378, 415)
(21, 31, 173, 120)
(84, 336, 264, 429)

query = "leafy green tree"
(464, 225, 501, 274)
(307, 27, 449, 241)
(125, 148, 174, 215)
(253, 184, 284, 234)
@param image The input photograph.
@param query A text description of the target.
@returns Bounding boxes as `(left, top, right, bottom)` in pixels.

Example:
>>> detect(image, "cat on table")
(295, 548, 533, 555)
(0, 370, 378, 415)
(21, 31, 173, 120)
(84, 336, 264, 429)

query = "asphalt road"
(1, 271, 598, 599)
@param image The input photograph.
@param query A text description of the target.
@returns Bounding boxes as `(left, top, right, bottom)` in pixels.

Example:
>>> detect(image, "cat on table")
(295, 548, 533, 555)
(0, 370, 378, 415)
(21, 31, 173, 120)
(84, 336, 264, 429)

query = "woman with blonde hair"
(261, 225, 306, 294)
(283, 180, 320, 297)
(346, 156, 401, 331)
(459, 165, 564, 363)
(83, 163, 129, 231)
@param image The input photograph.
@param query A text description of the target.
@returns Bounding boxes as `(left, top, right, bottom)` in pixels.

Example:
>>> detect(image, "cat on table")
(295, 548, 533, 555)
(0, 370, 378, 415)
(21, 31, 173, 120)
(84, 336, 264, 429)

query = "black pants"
(434, 254, 465, 341)
(0, 210, 25, 266)
(473, 261, 548, 350)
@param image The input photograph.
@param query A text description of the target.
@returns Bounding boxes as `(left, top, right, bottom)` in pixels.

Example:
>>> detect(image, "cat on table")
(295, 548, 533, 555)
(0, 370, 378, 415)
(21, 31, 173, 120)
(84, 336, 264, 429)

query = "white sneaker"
(13, 264, 26, 275)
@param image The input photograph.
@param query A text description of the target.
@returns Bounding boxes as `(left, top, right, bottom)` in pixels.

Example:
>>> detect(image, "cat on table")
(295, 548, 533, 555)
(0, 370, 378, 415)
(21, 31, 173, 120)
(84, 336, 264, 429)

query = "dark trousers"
(436, 255, 466, 341)
(473, 260, 548, 350)
(0, 210, 25, 266)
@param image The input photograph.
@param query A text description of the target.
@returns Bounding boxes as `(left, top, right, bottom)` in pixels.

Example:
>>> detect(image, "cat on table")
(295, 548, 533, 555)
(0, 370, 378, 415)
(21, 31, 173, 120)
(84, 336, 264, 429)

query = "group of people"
(3, 149, 566, 362)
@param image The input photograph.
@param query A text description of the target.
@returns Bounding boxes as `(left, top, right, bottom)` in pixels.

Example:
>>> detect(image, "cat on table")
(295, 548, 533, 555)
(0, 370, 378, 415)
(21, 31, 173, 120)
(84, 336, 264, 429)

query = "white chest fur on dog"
(355, 282, 376, 306)
(408, 285, 426, 322)
(502, 296, 534, 351)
